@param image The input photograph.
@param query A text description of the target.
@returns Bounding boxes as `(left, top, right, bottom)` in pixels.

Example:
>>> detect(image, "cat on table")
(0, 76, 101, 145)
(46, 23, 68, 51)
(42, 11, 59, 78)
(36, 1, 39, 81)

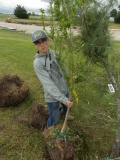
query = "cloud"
(41, 0, 51, 2)
(0, 0, 49, 14)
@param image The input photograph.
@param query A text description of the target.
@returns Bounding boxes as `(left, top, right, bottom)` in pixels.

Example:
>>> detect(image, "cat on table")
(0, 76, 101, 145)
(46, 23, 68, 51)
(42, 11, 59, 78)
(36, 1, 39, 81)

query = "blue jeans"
(46, 93, 69, 128)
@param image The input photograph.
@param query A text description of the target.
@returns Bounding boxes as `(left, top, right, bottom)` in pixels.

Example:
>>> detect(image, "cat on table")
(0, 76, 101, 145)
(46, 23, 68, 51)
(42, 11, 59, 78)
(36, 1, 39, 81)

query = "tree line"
(14, 5, 37, 19)
(110, 5, 120, 23)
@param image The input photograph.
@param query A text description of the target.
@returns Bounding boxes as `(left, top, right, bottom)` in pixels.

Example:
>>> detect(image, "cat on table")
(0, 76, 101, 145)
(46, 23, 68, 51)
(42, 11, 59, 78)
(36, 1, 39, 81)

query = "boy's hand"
(66, 100, 73, 108)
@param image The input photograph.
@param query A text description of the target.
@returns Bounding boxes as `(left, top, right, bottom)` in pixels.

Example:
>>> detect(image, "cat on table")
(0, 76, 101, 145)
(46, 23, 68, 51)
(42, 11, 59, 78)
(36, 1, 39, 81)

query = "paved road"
(0, 21, 50, 34)
(0, 21, 120, 41)
(109, 29, 120, 41)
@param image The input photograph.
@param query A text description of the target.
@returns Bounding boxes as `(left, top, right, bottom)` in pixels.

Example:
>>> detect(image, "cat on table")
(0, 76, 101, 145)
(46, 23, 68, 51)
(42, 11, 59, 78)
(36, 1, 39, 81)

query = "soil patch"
(17, 103, 48, 130)
(109, 137, 120, 158)
(18, 103, 89, 159)
(27, 103, 48, 130)
(43, 124, 89, 160)
(0, 75, 29, 107)
(0, 124, 5, 132)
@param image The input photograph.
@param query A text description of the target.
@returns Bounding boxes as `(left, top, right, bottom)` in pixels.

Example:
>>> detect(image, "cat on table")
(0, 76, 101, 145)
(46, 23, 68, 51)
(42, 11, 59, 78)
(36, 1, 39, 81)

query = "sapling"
(78, 0, 120, 158)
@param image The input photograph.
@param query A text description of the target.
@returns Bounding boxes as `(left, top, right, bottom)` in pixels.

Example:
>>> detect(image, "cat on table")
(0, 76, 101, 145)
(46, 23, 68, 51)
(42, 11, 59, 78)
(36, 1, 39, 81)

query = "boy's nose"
(40, 42, 44, 46)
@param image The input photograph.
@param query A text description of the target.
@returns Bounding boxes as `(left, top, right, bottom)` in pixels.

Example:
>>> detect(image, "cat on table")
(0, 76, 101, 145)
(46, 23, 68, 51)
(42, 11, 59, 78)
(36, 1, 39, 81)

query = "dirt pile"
(0, 75, 29, 107)
(17, 102, 89, 159)
(43, 124, 88, 160)
(109, 138, 120, 158)
(27, 103, 48, 130)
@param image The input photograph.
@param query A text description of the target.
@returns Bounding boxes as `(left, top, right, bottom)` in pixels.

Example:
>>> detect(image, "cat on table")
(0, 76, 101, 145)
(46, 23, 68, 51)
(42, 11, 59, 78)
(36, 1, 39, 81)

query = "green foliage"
(43, 0, 119, 107)
(110, 9, 117, 17)
(76, 0, 120, 95)
(14, 5, 29, 19)
(31, 12, 35, 16)
(40, 0, 120, 158)
(53, 0, 61, 21)
(111, 4, 120, 24)
(114, 11, 120, 23)
(40, 8, 46, 31)
(77, 1, 112, 64)
(47, 0, 74, 38)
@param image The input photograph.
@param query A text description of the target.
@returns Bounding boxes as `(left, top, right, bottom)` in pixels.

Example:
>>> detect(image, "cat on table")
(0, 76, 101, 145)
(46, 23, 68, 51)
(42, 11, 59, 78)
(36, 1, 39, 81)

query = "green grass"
(0, 29, 46, 160)
(109, 22, 120, 29)
(0, 13, 50, 25)
(0, 28, 119, 159)
(1, 13, 120, 29)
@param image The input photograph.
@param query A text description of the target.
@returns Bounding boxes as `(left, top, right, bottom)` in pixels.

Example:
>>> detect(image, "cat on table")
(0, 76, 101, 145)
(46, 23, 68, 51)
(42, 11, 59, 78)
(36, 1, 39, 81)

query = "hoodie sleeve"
(34, 59, 68, 105)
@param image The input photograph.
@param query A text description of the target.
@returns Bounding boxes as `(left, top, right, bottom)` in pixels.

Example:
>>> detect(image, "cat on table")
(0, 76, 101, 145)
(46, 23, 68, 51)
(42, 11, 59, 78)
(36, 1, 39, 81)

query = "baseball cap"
(32, 30, 48, 43)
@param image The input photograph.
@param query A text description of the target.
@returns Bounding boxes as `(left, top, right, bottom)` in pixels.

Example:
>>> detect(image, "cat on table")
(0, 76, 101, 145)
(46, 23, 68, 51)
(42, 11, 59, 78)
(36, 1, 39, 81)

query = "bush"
(14, 5, 29, 19)
(110, 9, 117, 17)
(114, 11, 120, 23)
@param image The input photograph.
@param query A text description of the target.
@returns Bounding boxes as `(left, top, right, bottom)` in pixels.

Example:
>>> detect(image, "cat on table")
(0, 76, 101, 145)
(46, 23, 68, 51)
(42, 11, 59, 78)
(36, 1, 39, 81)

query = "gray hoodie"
(33, 49, 68, 105)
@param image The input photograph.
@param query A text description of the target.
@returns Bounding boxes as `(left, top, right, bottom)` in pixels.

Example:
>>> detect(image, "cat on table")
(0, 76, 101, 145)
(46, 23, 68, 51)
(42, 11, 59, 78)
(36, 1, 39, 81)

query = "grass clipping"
(0, 75, 29, 107)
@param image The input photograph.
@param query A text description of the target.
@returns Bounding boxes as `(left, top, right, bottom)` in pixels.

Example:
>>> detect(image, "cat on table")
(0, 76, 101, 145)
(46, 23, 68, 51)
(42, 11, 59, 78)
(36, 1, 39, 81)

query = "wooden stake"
(60, 107, 70, 133)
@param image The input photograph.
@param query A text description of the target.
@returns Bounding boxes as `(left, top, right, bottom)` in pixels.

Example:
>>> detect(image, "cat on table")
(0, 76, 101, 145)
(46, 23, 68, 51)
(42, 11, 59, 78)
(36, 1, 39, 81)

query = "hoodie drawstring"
(44, 53, 51, 68)
(44, 54, 47, 67)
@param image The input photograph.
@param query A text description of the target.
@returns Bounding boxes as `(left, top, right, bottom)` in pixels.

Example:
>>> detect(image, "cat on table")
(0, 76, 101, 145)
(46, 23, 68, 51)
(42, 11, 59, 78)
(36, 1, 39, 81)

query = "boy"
(32, 30, 74, 129)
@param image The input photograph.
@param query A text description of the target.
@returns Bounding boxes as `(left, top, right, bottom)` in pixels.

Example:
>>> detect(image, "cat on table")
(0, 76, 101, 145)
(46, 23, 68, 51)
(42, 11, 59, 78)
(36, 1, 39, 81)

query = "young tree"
(50, 1, 120, 159)
(14, 5, 29, 19)
(41, 0, 120, 158)
(77, 0, 120, 158)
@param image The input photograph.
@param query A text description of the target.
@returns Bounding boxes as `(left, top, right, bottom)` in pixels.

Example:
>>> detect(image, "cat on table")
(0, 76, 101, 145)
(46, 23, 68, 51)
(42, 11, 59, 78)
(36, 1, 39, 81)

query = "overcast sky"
(0, 0, 51, 14)
(0, 0, 119, 15)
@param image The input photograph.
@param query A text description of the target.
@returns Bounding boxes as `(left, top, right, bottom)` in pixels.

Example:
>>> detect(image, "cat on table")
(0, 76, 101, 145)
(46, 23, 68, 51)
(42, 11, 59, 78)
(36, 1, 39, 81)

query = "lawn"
(109, 22, 120, 29)
(0, 13, 120, 29)
(0, 29, 47, 160)
(0, 28, 119, 159)
(0, 13, 50, 26)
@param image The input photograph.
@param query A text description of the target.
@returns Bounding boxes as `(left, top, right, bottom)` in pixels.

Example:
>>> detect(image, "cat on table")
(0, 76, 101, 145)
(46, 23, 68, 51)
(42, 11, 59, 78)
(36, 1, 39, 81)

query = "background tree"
(114, 11, 120, 23)
(110, 8, 117, 17)
(14, 5, 29, 19)
(31, 12, 35, 16)
(118, 4, 120, 10)
(110, 4, 120, 23)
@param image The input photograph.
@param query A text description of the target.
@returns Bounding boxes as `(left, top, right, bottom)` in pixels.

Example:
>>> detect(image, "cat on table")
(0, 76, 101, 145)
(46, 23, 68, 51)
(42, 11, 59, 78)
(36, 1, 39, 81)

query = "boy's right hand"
(66, 100, 73, 108)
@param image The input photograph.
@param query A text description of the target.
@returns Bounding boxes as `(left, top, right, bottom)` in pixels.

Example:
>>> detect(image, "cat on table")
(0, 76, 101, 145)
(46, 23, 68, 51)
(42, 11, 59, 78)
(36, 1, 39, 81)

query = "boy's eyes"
(34, 38, 47, 44)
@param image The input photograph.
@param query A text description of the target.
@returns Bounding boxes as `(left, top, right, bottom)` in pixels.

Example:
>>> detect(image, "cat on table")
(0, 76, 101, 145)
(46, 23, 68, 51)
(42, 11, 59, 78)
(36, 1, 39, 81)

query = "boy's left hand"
(66, 100, 73, 108)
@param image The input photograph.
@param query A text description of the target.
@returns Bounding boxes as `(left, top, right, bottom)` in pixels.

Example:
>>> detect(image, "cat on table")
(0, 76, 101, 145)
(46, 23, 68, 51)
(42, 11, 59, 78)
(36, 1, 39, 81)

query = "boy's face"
(34, 38, 49, 54)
